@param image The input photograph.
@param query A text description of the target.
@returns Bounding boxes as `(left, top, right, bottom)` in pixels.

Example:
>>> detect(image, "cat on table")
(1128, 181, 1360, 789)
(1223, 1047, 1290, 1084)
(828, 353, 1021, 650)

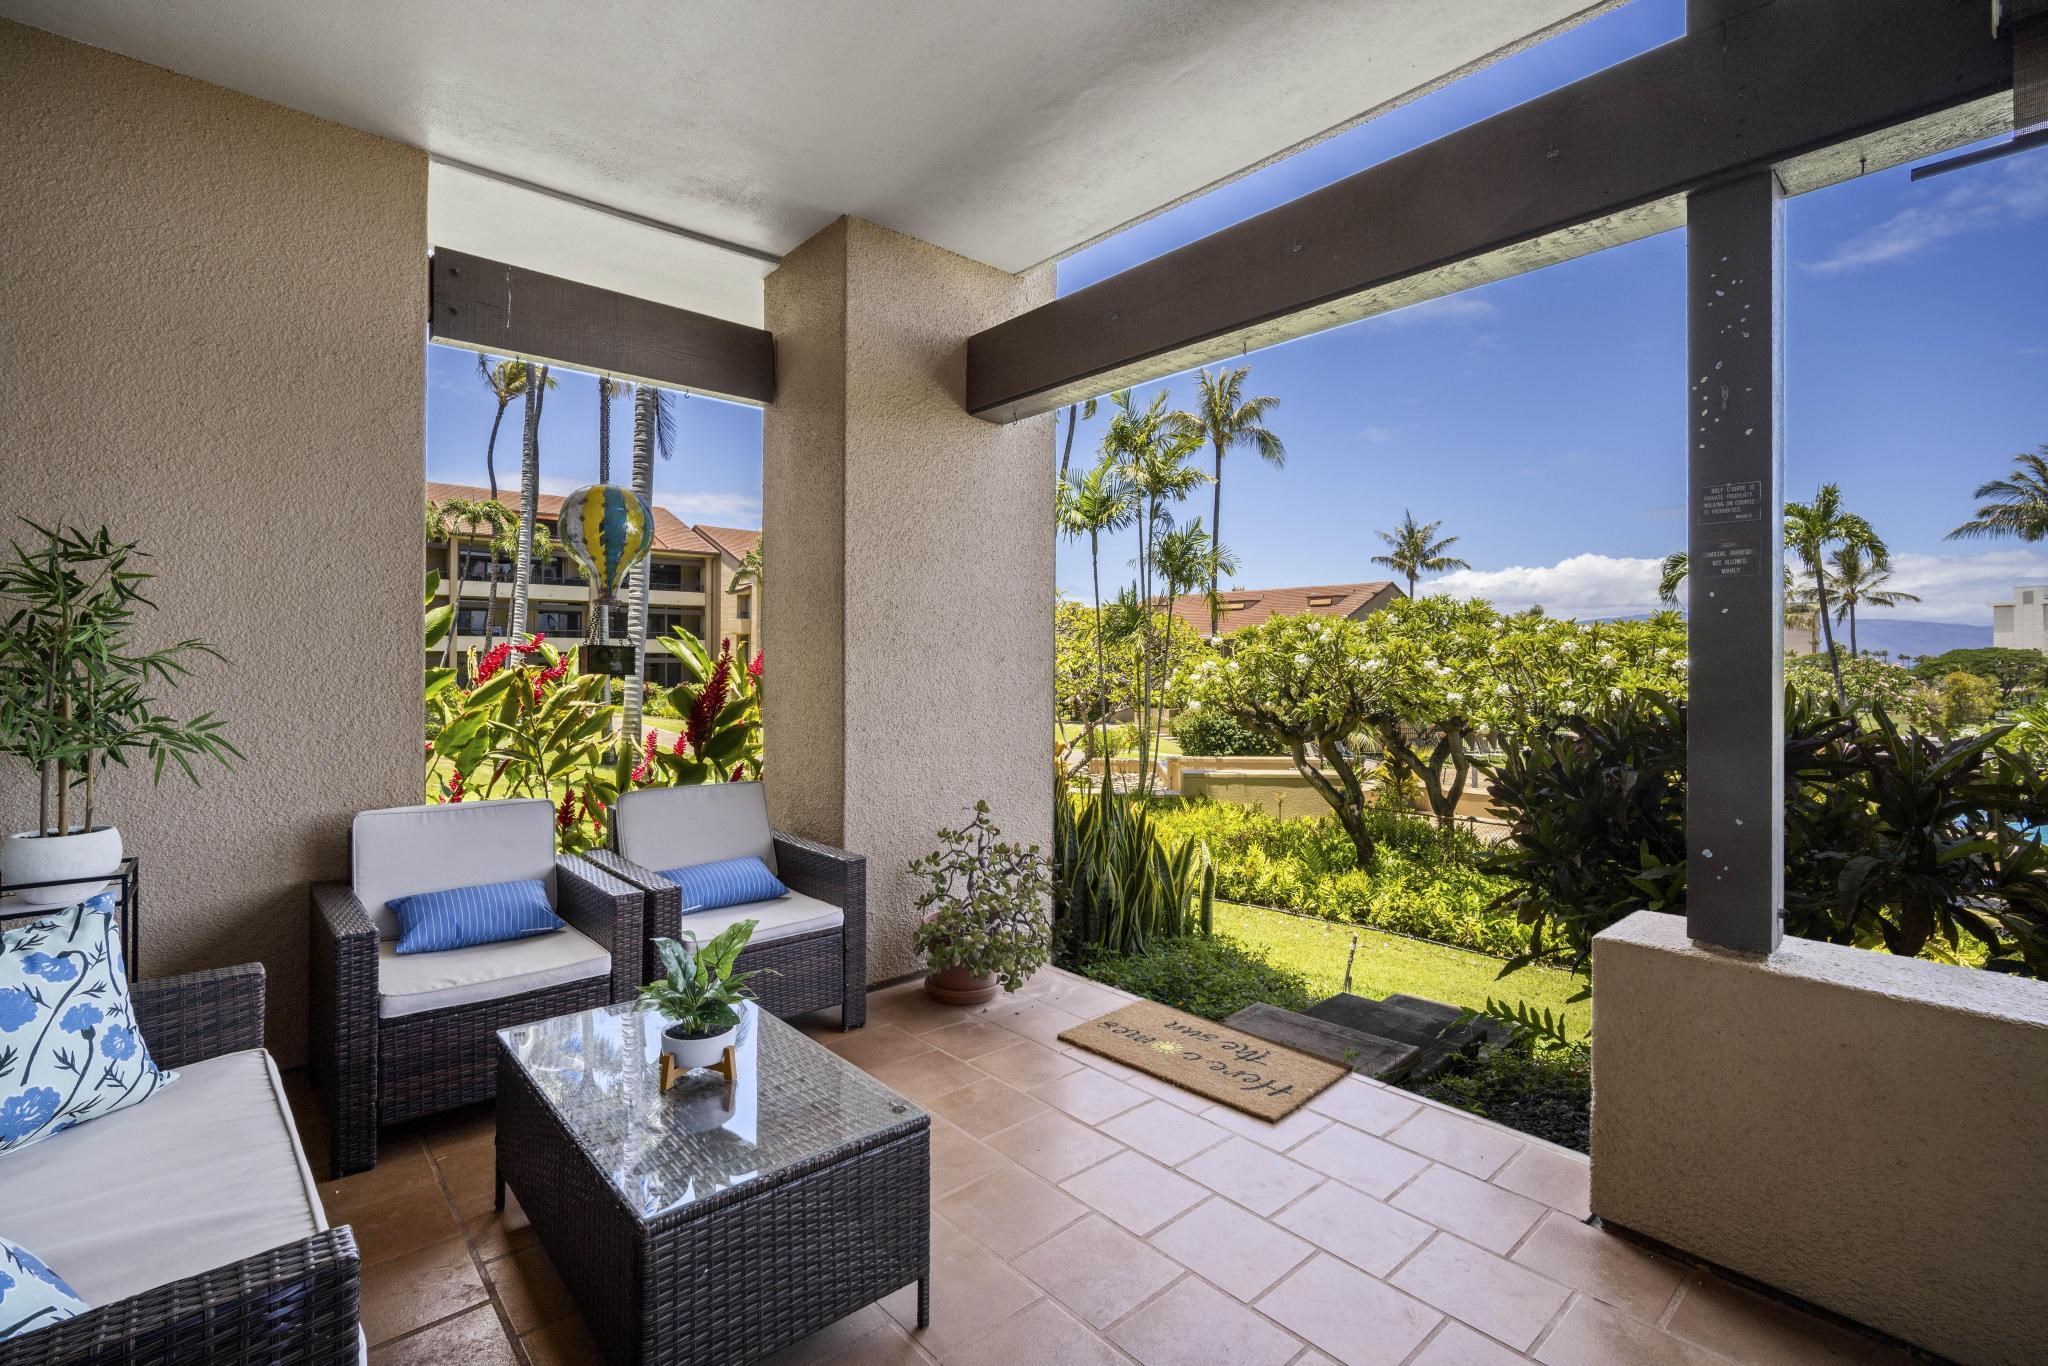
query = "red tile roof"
(1166, 581, 1403, 634)
(694, 524, 761, 563)
(426, 481, 721, 556)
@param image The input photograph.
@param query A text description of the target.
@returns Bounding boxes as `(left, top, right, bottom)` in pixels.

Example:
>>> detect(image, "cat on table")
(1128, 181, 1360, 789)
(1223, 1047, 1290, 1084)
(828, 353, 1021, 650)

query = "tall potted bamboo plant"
(0, 524, 240, 905)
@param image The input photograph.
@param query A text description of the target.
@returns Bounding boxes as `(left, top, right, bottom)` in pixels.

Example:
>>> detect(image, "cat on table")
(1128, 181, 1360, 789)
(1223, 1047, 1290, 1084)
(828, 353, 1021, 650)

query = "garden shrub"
(1171, 709, 1285, 757)
(1143, 799, 1528, 960)
(1065, 933, 1312, 1021)
(1406, 1038, 1591, 1153)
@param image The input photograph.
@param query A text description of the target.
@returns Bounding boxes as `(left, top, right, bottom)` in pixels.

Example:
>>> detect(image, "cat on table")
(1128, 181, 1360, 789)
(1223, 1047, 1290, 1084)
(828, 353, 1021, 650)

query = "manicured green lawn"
(1055, 722, 1181, 756)
(1214, 900, 1590, 1039)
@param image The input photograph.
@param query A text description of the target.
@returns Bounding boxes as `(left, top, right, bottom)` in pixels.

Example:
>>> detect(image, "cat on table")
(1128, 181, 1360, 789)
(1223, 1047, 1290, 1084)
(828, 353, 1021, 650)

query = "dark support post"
(1685, 171, 1784, 954)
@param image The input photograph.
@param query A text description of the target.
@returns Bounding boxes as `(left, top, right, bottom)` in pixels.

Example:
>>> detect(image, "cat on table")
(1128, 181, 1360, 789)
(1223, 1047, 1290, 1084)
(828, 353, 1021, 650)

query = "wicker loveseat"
(0, 963, 361, 1366)
(582, 782, 868, 1030)
(310, 798, 642, 1176)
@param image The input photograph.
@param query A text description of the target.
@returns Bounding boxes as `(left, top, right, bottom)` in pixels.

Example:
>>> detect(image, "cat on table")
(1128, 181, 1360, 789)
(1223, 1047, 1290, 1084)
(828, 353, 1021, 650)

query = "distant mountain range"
(1834, 619, 1991, 662)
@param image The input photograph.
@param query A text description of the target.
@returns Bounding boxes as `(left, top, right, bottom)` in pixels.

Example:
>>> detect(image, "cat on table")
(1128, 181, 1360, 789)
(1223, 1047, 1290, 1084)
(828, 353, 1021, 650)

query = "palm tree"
(1151, 519, 1237, 770)
(1657, 551, 1689, 606)
(1947, 445, 2048, 543)
(729, 539, 762, 595)
(1057, 398, 1100, 482)
(1193, 367, 1284, 634)
(1785, 482, 1882, 705)
(475, 357, 554, 500)
(623, 383, 679, 746)
(1829, 542, 1919, 656)
(1057, 460, 1135, 763)
(595, 375, 619, 483)
(427, 497, 514, 664)
(1372, 511, 1470, 597)
(507, 363, 553, 645)
(1105, 389, 1207, 794)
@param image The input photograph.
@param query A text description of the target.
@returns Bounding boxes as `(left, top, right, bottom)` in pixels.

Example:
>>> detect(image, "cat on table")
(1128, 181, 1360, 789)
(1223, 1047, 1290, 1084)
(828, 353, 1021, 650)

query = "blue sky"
(428, 0, 2047, 624)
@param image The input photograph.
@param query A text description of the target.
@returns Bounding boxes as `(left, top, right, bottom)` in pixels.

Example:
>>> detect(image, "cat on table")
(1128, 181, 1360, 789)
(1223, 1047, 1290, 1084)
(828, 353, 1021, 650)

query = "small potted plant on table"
(638, 919, 763, 1070)
(912, 801, 1052, 1006)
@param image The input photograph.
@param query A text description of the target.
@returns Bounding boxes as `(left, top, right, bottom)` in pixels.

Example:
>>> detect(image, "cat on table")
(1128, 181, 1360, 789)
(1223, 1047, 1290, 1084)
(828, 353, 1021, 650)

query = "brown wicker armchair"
(309, 799, 643, 1176)
(584, 782, 867, 1030)
(0, 964, 362, 1366)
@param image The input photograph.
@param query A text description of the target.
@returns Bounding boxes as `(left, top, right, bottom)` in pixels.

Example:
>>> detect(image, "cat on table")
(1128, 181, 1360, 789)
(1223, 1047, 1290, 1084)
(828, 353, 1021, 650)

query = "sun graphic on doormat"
(1150, 1041, 1179, 1054)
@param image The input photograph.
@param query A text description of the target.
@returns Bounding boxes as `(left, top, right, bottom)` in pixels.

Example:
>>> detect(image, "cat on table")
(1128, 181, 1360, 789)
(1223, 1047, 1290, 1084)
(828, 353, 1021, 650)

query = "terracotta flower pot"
(924, 964, 999, 1007)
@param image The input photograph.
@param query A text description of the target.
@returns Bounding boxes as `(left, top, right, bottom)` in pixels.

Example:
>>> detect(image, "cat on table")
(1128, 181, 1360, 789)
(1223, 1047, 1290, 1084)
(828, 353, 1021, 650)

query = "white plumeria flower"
(1446, 691, 1464, 705)
(1495, 683, 1511, 697)
(1560, 641, 1578, 655)
(1599, 654, 1618, 667)
(1294, 653, 1313, 668)
(1227, 662, 1240, 673)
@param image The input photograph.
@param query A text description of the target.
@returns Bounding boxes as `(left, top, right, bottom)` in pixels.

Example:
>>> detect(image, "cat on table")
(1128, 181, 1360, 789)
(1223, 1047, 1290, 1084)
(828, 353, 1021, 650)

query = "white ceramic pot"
(661, 1020, 738, 1072)
(1, 826, 123, 908)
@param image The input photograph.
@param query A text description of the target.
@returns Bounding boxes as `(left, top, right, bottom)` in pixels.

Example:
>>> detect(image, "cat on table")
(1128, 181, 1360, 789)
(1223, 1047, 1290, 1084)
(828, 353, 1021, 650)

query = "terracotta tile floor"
(285, 968, 1916, 1366)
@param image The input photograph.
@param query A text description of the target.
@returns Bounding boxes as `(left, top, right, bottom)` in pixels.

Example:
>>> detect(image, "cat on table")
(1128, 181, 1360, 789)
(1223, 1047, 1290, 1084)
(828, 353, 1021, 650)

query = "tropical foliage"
(1371, 510, 1469, 598)
(1053, 783, 1215, 957)
(1192, 366, 1283, 635)
(1946, 444, 2048, 544)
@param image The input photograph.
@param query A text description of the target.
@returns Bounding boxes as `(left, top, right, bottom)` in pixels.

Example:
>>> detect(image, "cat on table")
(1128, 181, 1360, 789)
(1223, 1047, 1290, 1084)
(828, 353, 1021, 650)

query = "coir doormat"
(1059, 999, 1345, 1121)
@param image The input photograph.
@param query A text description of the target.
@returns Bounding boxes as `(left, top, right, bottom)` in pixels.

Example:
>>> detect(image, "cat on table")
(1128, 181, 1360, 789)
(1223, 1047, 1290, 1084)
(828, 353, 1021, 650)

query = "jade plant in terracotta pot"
(911, 801, 1052, 1006)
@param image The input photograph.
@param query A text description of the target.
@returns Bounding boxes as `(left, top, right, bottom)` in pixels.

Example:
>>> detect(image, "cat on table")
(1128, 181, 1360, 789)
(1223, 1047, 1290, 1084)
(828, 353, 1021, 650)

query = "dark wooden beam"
(966, 0, 2010, 421)
(429, 249, 775, 405)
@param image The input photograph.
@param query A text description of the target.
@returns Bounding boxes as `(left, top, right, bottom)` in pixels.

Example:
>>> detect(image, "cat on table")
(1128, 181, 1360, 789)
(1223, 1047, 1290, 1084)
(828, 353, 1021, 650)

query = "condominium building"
(425, 481, 759, 685)
(1991, 584, 2048, 652)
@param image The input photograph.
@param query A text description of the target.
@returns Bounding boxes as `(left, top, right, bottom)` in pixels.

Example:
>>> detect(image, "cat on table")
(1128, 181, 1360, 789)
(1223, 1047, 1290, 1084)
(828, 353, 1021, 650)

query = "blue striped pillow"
(659, 857, 788, 914)
(388, 879, 565, 954)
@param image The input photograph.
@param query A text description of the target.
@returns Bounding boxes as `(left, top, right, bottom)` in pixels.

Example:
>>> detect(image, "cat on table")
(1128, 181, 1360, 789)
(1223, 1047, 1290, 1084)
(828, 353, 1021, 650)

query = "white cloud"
(1804, 157, 2048, 275)
(1431, 546, 2048, 624)
(653, 491, 761, 526)
(1375, 294, 1499, 327)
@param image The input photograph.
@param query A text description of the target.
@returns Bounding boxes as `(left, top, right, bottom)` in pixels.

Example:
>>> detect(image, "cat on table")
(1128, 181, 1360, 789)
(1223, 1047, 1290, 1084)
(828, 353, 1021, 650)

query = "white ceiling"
(4, 1, 1607, 326)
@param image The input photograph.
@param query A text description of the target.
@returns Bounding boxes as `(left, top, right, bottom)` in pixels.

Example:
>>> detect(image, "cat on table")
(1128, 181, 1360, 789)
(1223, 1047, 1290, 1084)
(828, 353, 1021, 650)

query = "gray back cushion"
(616, 782, 776, 876)
(352, 799, 558, 939)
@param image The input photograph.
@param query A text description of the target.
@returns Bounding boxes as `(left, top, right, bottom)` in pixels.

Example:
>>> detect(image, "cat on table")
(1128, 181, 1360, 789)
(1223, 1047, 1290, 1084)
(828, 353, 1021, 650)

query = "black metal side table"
(0, 856, 142, 978)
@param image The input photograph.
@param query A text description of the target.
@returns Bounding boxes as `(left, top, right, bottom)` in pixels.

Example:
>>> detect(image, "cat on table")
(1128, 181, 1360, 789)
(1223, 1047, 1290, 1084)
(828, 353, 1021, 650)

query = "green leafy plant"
(1054, 784, 1215, 956)
(637, 920, 764, 1038)
(1071, 933, 1311, 1021)
(0, 522, 240, 836)
(642, 630, 763, 783)
(1171, 708, 1283, 757)
(912, 801, 1054, 991)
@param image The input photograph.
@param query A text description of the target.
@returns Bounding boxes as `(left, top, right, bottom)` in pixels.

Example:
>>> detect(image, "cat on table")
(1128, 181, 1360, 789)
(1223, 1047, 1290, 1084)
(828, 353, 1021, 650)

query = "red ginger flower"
(531, 657, 570, 702)
(631, 730, 658, 784)
(556, 790, 578, 830)
(473, 640, 514, 683)
(515, 632, 546, 655)
(748, 650, 763, 680)
(685, 641, 735, 756)
(445, 769, 466, 804)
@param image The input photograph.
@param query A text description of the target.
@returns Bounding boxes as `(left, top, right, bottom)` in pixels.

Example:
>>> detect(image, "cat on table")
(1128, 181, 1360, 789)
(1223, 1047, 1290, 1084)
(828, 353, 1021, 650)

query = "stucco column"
(762, 217, 1054, 984)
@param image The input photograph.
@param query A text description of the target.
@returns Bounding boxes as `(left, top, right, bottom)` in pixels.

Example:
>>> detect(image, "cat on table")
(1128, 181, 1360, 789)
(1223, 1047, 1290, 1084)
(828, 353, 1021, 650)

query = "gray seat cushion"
(0, 1049, 324, 1309)
(353, 799, 558, 940)
(673, 890, 843, 947)
(376, 928, 611, 1018)
(616, 782, 777, 877)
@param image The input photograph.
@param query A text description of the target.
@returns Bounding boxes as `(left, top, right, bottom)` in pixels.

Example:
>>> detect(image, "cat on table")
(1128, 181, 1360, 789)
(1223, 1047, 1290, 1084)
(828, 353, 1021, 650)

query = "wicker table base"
(495, 1003, 930, 1366)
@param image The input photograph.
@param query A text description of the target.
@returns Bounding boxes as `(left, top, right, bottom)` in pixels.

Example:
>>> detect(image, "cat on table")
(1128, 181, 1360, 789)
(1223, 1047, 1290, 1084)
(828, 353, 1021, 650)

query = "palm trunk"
(1209, 442, 1224, 636)
(509, 369, 547, 644)
(1847, 600, 1859, 656)
(1059, 404, 1079, 482)
(623, 387, 656, 746)
(1090, 529, 1108, 775)
(445, 535, 461, 667)
(1813, 570, 1847, 707)
(1134, 502, 1153, 797)
(484, 400, 510, 501)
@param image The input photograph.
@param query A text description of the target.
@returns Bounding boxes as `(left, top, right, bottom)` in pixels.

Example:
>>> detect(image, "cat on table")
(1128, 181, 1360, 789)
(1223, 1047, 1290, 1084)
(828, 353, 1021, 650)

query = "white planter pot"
(660, 1021, 738, 1072)
(2, 826, 123, 908)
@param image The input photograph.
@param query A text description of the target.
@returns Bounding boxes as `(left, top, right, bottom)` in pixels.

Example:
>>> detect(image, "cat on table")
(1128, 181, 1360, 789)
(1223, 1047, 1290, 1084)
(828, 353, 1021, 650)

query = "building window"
(737, 592, 752, 620)
(646, 658, 684, 688)
(455, 604, 491, 635)
(649, 561, 702, 592)
(535, 609, 583, 636)
(2026, 591, 2036, 606)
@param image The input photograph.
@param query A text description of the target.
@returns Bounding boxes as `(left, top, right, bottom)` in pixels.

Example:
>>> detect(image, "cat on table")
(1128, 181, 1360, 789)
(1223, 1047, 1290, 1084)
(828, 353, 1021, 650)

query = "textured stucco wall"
(1591, 911, 2048, 1366)
(0, 21, 426, 1062)
(763, 217, 1054, 982)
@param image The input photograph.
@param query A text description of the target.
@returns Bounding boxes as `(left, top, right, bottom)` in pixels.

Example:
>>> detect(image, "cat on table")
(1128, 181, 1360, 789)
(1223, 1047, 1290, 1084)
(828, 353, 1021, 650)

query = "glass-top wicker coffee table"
(494, 1001, 930, 1366)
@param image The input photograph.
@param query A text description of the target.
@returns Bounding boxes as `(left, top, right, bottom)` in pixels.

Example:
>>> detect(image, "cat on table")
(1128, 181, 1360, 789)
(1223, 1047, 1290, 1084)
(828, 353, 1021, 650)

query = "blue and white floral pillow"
(0, 892, 173, 1155)
(0, 1234, 85, 1340)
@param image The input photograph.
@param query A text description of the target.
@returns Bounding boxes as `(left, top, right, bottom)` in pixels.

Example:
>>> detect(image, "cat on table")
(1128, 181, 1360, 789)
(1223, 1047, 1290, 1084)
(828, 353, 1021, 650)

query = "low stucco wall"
(1591, 911, 2048, 1365)
(0, 21, 426, 1062)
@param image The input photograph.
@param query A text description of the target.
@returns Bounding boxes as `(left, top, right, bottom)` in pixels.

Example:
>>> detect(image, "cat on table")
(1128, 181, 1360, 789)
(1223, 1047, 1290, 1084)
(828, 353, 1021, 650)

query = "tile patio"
(288, 968, 1915, 1366)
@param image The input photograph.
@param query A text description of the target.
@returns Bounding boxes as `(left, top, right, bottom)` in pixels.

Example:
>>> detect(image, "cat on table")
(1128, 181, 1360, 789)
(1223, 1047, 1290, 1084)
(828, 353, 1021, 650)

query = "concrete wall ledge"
(1591, 911, 2048, 1365)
